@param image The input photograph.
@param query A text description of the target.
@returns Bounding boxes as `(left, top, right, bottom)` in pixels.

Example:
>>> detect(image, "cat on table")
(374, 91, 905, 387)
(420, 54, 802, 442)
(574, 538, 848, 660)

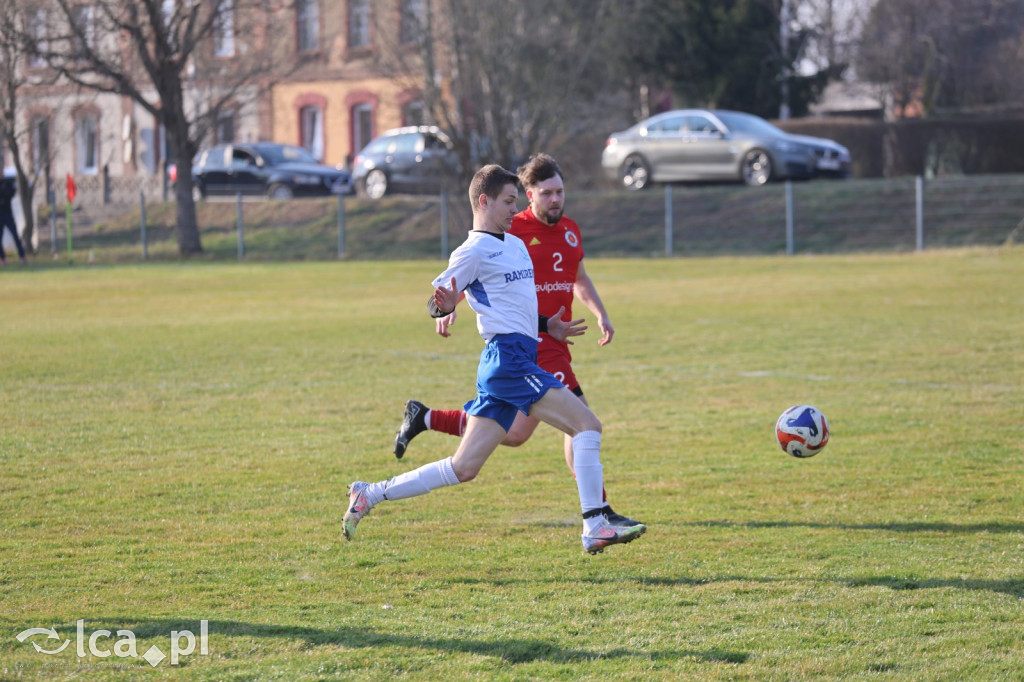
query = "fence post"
(915, 175, 924, 251)
(236, 193, 244, 260)
(49, 175, 57, 255)
(785, 180, 795, 255)
(664, 184, 673, 257)
(440, 188, 449, 259)
(102, 165, 111, 205)
(337, 193, 346, 259)
(140, 192, 148, 260)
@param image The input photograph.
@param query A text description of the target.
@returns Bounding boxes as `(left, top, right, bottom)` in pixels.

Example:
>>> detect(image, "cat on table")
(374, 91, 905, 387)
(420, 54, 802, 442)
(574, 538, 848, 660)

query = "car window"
(423, 134, 449, 151)
(686, 115, 718, 134)
(363, 137, 393, 155)
(647, 116, 685, 133)
(391, 134, 419, 154)
(715, 112, 784, 137)
(231, 149, 257, 168)
(197, 146, 226, 170)
(259, 145, 319, 165)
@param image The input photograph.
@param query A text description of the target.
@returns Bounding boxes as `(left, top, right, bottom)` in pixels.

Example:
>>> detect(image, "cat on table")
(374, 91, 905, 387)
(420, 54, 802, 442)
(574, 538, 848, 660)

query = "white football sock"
(368, 456, 460, 502)
(572, 430, 605, 533)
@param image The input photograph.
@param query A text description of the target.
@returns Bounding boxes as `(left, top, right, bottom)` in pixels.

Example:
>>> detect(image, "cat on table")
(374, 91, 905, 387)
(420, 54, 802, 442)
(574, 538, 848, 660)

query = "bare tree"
(0, 0, 41, 252)
(857, 0, 1024, 116)
(793, 0, 873, 77)
(21, 0, 278, 255)
(372, 0, 626, 177)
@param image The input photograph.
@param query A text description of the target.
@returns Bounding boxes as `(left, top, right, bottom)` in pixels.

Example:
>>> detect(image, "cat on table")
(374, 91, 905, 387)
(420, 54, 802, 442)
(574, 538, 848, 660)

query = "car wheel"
(363, 169, 388, 200)
(268, 183, 294, 200)
(620, 155, 650, 191)
(741, 149, 773, 186)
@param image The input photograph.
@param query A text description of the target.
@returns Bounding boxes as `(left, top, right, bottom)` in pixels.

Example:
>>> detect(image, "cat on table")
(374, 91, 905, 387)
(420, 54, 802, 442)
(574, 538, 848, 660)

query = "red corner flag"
(66, 174, 77, 203)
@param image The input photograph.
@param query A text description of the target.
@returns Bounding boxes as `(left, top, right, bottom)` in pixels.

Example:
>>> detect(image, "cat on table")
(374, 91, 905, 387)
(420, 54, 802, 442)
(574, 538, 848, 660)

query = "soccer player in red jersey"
(391, 154, 640, 527)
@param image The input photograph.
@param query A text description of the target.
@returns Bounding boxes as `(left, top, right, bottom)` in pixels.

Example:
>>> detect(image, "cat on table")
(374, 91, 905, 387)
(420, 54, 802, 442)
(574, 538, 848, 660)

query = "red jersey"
(509, 207, 584, 348)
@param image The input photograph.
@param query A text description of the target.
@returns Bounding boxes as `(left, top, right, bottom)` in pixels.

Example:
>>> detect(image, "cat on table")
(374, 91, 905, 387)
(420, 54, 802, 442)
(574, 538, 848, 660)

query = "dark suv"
(352, 127, 460, 199)
(190, 142, 352, 200)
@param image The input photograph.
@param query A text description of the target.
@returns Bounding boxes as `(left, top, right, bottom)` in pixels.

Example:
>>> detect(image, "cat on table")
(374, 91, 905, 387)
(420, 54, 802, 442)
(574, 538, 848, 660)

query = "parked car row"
(601, 109, 851, 189)
(174, 110, 849, 201)
(176, 128, 460, 202)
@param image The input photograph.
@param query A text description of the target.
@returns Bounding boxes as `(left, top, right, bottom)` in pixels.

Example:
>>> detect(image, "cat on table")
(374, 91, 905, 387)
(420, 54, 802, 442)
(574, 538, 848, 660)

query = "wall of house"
(272, 76, 411, 168)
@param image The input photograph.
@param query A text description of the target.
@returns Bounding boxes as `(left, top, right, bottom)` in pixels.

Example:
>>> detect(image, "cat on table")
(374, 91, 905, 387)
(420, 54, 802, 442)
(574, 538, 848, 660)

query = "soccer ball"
(775, 405, 830, 458)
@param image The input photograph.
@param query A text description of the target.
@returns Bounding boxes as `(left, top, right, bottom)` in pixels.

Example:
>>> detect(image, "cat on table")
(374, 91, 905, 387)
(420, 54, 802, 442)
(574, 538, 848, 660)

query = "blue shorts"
(463, 333, 566, 432)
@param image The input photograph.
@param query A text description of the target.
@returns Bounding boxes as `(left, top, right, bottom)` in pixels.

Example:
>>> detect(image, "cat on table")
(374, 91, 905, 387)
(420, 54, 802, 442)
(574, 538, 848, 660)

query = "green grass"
(1, 249, 1023, 680)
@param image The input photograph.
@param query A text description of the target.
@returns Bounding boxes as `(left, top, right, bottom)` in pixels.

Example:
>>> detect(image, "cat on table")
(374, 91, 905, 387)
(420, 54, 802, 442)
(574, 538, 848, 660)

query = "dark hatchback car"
(189, 142, 352, 200)
(351, 126, 460, 199)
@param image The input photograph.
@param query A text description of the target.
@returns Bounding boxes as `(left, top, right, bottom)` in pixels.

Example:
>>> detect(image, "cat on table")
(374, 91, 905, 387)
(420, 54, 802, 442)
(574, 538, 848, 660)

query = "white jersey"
(432, 230, 538, 342)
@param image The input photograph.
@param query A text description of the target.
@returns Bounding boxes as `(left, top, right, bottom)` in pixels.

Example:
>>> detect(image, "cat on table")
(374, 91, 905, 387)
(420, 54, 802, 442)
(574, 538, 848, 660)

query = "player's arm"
(428, 277, 462, 317)
(542, 306, 586, 345)
(573, 260, 614, 346)
(435, 303, 462, 337)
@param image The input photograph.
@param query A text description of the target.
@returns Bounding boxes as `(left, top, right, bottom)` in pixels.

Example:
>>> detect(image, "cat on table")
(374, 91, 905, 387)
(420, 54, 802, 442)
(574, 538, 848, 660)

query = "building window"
(352, 103, 373, 154)
(299, 106, 324, 161)
(296, 0, 319, 52)
(214, 0, 235, 58)
(215, 109, 235, 144)
(400, 0, 425, 45)
(75, 114, 99, 175)
(28, 10, 48, 67)
(348, 0, 370, 49)
(31, 117, 50, 174)
(71, 5, 96, 60)
(402, 100, 425, 127)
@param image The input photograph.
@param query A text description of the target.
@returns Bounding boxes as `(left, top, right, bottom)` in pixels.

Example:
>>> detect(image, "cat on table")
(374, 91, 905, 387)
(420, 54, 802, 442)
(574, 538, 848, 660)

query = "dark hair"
(468, 164, 519, 211)
(517, 153, 563, 189)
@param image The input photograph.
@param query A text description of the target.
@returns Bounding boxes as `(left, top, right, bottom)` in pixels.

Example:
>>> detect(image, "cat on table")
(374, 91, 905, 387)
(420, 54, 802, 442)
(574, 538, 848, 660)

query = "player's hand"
(546, 305, 586, 345)
(436, 308, 457, 337)
(597, 317, 615, 346)
(433, 277, 458, 317)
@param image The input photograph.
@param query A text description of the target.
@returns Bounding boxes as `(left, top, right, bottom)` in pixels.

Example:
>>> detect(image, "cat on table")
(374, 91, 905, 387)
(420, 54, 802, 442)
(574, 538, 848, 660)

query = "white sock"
(572, 430, 604, 532)
(366, 456, 460, 503)
(424, 410, 432, 429)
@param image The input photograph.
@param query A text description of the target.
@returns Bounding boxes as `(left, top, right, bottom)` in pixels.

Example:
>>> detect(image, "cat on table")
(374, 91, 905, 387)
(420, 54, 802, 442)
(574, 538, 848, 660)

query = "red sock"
(431, 409, 467, 437)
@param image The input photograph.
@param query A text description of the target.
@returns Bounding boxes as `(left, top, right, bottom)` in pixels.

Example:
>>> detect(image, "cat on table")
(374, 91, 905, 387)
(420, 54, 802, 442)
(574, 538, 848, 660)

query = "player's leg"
(346, 415, 507, 540)
(527, 387, 645, 553)
(501, 410, 540, 447)
(7, 220, 26, 261)
(567, 393, 642, 528)
(541, 349, 635, 525)
(394, 402, 540, 458)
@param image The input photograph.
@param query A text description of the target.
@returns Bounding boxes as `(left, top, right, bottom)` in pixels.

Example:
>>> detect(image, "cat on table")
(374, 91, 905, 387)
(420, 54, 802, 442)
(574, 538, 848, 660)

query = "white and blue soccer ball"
(775, 405, 830, 458)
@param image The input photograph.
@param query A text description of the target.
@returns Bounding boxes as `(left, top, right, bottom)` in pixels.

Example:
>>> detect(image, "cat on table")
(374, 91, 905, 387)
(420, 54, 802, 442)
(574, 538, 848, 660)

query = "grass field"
(1, 249, 1023, 680)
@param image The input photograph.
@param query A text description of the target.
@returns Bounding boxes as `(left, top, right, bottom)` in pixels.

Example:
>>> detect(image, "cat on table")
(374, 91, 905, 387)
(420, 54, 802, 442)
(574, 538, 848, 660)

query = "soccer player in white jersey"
(342, 165, 647, 554)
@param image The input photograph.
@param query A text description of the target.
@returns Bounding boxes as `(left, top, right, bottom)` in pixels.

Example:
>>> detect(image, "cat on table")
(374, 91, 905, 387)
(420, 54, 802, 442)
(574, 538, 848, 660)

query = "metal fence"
(53, 174, 1024, 261)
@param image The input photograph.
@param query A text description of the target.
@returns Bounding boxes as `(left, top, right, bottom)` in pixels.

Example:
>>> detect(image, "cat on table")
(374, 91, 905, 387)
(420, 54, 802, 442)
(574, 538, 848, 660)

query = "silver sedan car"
(601, 109, 851, 189)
